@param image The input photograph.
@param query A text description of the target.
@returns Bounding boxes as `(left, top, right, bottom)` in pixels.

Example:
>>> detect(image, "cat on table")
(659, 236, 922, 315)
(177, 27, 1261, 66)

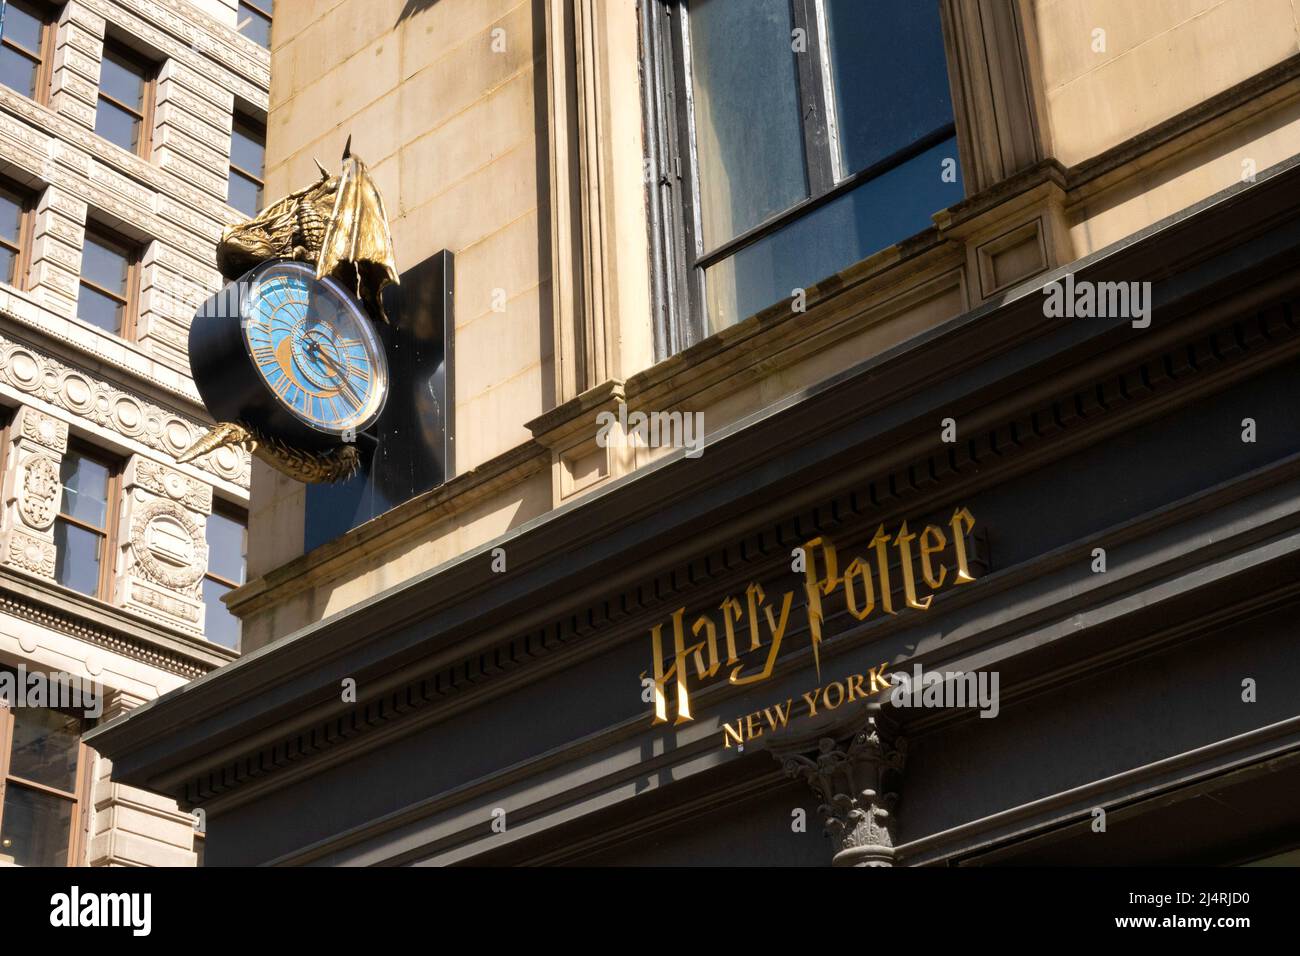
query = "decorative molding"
(127, 498, 207, 592)
(130, 580, 202, 624)
(0, 567, 221, 678)
(18, 455, 59, 530)
(940, 0, 1050, 194)
(77, 0, 269, 101)
(0, 87, 238, 251)
(132, 457, 213, 514)
(543, 0, 653, 404)
(102, 687, 149, 721)
(4, 527, 57, 578)
(0, 331, 250, 488)
(18, 407, 69, 452)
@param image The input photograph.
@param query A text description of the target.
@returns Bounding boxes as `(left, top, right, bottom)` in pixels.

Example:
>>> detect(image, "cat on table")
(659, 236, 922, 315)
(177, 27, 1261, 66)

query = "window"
(52, 443, 120, 600)
(0, 182, 34, 289)
(95, 41, 155, 157)
(202, 503, 246, 650)
(0, 679, 91, 867)
(236, 0, 273, 48)
(77, 226, 140, 337)
(228, 113, 266, 217)
(0, 0, 55, 103)
(644, 0, 963, 353)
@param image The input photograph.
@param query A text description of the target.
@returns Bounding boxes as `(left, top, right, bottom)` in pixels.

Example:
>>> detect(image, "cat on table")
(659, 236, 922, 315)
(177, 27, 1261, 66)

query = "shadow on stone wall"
(397, 0, 442, 25)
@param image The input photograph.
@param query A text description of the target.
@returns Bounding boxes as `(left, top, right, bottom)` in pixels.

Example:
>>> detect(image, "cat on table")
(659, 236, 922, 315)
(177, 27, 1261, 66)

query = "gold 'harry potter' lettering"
(951, 507, 978, 584)
(920, 524, 948, 589)
(648, 509, 979, 726)
(895, 522, 932, 610)
(730, 585, 795, 685)
(801, 536, 840, 677)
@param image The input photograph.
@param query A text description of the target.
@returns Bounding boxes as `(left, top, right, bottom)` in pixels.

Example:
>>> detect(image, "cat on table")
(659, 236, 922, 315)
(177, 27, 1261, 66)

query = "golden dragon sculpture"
(179, 137, 398, 483)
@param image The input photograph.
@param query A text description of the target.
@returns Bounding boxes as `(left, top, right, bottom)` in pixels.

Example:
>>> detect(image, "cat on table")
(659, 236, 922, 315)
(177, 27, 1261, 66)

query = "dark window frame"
(641, 0, 959, 357)
(237, 0, 273, 48)
(0, 180, 37, 290)
(227, 111, 266, 216)
(0, 0, 58, 105)
(0, 684, 94, 868)
(95, 39, 157, 159)
(202, 499, 246, 651)
(77, 223, 142, 339)
(52, 438, 122, 603)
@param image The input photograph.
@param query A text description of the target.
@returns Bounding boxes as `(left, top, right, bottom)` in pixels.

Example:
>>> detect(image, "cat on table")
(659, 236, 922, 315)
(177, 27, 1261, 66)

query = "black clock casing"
(189, 259, 387, 453)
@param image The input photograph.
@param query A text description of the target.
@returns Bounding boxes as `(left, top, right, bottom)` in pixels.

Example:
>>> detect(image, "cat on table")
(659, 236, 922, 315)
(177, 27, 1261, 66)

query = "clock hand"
(305, 340, 364, 409)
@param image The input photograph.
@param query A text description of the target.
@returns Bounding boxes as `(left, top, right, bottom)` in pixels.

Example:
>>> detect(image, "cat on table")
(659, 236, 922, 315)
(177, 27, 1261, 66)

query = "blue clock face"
(240, 262, 388, 437)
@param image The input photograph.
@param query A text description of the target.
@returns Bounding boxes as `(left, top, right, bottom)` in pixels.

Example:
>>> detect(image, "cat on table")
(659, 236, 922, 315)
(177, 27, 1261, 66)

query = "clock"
(189, 259, 390, 453)
(242, 262, 388, 436)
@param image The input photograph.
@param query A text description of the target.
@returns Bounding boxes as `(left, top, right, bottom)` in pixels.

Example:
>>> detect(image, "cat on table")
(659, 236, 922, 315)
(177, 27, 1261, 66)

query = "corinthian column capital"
(769, 704, 907, 867)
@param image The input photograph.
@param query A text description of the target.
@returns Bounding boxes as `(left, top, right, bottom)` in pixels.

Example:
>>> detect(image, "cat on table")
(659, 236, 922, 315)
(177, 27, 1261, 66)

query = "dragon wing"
(316, 142, 399, 323)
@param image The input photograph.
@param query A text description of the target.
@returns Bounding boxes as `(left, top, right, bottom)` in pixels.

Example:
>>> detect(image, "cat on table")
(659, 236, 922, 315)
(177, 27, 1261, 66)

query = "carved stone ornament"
(772, 704, 907, 867)
(131, 582, 201, 624)
(19, 455, 60, 530)
(19, 410, 68, 452)
(129, 499, 208, 593)
(0, 333, 250, 488)
(6, 529, 56, 578)
(133, 457, 213, 514)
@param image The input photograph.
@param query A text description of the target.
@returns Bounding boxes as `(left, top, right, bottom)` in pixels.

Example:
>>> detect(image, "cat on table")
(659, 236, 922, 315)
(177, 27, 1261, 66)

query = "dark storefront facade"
(86, 157, 1300, 866)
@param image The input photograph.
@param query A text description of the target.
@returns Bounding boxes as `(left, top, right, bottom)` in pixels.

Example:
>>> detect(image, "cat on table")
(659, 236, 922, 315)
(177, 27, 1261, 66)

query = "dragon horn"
(314, 158, 330, 179)
(176, 422, 254, 463)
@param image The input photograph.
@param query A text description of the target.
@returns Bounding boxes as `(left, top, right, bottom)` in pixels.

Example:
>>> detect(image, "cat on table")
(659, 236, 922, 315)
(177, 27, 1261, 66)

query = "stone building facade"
(88, 0, 1300, 866)
(0, 0, 268, 867)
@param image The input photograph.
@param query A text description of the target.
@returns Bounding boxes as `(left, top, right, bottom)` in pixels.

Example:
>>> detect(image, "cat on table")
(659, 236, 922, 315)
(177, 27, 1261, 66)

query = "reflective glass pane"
(99, 49, 145, 110)
(205, 509, 246, 584)
(0, 785, 74, 867)
(228, 169, 262, 217)
(95, 98, 140, 153)
(77, 283, 123, 333)
(704, 136, 963, 331)
(3, 2, 46, 52)
(53, 521, 103, 596)
(9, 706, 82, 791)
(0, 188, 24, 244)
(203, 578, 240, 650)
(0, 45, 38, 99)
(238, 3, 272, 48)
(0, 248, 16, 285)
(81, 234, 130, 294)
(825, 0, 954, 175)
(230, 121, 265, 178)
(59, 452, 110, 527)
(689, 0, 807, 249)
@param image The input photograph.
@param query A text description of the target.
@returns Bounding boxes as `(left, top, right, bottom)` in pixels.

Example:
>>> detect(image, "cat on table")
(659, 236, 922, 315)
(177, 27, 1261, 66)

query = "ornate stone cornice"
(0, 331, 250, 489)
(0, 567, 230, 679)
